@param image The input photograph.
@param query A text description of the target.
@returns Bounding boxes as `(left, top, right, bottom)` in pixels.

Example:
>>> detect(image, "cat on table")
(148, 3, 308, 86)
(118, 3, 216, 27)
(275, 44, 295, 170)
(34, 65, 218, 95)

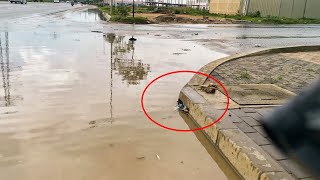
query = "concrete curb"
(188, 45, 320, 86)
(178, 46, 320, 179)
(179, 86, 295, 180)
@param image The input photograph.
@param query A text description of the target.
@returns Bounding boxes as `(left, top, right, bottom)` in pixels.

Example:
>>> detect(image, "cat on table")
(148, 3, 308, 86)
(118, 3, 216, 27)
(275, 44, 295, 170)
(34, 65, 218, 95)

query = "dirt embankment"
(137, 13, 244, 24)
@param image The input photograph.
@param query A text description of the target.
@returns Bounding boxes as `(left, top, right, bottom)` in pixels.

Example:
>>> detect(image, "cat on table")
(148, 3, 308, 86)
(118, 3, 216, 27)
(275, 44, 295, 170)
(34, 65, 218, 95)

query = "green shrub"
(249, 11, 261, 17)
(110, 16, 149, 24)
(174, 9, 181, 14)
(117, 6, 130, 17)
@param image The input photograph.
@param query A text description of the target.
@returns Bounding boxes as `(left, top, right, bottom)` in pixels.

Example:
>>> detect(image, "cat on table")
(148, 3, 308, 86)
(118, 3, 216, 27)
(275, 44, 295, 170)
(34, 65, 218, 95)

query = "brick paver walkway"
(229, 107, 313, 179)
(209, 52, 320, 94)
(207, 51, 319, 179)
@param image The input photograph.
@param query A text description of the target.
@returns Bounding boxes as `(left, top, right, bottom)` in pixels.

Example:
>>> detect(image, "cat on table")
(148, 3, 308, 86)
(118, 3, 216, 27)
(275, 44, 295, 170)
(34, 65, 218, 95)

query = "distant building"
(209, 0, 320, 19)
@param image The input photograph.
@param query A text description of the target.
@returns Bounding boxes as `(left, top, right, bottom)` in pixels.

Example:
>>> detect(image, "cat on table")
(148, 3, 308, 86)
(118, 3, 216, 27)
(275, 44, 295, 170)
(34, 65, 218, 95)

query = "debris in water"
(255, 44, 261, 47)
(155, 34, 161, 36)
(156, 154, 161, 160)
(89, 120, 96, 125)
(176, 99, 189, 113)
(180, 161, 184, 164)
(91, 30, 103, 33)
(182, 48, 191, 51)
(129, 37, 137, 41)
(173, 52, 186, 55)
(194, 33, 199, 35)
(136, 156, 145, 160)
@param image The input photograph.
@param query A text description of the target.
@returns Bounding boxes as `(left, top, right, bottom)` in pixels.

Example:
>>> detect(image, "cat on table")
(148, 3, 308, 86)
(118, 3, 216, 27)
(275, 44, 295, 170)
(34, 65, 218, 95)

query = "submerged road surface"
(0, 2, 320, 180)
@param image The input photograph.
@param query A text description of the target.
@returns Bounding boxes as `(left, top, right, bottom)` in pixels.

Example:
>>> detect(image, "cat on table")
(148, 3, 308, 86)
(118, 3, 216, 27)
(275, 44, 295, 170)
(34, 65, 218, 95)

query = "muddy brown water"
(0, 7, 242, 180)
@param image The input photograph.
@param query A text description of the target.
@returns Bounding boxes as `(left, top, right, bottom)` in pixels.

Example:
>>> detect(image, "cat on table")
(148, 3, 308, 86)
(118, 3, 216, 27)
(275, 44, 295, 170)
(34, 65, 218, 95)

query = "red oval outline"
(141, 70, 230, 132)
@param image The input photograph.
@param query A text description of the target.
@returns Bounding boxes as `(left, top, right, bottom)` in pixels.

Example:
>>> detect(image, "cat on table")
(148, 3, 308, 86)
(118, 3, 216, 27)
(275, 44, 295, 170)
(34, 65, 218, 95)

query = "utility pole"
(110, 0, 113, 14)
(132, 0, 135, 18)
(245, 0, 251, 16)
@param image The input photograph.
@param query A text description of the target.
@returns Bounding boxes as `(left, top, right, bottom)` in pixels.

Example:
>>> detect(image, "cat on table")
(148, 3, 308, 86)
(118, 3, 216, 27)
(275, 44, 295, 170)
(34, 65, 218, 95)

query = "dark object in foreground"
(262, 80, 320, 176)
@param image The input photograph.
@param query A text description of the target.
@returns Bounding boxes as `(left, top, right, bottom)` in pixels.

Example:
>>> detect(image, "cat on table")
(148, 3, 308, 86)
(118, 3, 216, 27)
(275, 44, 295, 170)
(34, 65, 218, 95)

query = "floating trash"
(176, 99, 189, 113)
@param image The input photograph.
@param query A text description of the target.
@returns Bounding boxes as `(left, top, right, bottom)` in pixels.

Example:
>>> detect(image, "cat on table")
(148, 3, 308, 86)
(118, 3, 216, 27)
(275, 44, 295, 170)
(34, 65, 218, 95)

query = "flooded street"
(0, 3, 320, 180)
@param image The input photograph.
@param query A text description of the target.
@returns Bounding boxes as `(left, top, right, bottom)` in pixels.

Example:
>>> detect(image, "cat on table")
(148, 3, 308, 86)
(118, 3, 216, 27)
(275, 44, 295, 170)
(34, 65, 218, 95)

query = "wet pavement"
(0, 2, 319, 180)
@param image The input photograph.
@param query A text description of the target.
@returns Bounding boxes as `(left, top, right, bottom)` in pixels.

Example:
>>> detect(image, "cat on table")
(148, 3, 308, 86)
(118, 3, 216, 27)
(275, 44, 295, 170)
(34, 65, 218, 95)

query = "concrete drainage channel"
(178, 45, 320, 180)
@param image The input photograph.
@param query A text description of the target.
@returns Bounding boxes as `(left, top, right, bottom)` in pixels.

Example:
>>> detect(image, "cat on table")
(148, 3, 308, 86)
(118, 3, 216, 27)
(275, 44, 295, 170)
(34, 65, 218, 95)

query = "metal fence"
(247, 0, 320, 19)
(209, 0, 320, 19)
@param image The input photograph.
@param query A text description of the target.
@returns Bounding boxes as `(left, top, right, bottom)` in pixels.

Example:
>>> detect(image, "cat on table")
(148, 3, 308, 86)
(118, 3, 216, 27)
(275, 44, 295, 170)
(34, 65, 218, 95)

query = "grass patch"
(99, 6, 148, 24)
(99, 6, 320, 24)
(111, 16, 149, 24)
(209, 13, 320, 24)
(239, 71, 250, 79)
(270, 78, 279, 84)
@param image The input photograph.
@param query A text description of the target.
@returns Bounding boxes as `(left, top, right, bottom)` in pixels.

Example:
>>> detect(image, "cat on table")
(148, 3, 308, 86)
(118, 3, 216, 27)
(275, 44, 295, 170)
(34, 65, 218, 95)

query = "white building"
(145, 0, 209, 10)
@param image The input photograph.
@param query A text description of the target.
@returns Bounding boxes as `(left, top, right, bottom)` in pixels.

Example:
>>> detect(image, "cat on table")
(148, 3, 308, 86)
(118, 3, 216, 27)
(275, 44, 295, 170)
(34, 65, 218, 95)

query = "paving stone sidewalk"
(207, 51, 319, 179)
(209, 51, 320, 94)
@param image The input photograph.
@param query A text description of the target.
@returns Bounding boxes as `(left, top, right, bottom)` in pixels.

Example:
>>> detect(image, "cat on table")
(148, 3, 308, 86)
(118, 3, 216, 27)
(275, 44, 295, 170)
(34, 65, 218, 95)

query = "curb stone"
(179, 86, 295, 179)
(178, 45, 320, 179)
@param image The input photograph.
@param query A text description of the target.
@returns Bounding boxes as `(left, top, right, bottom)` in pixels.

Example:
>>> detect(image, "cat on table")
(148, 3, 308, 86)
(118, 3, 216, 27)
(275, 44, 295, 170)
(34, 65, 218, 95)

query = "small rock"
(89, 120, 96, 125)
(147, 33, 149, 35)
(200, 83, 217, 94)
(180, 161, 184, 164)
(194, 33, 199, 35)
(155, 34, 161, 36)
(254, 44, 261, 47)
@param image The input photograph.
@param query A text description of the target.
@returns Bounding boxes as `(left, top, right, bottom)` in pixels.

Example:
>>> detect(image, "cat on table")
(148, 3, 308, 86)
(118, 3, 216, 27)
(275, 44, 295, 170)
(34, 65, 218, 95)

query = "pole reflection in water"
(104, 33, 150, 86)
(106, 33, 116, 124)
(0, 32, 11, 107)
(103, 33, 151, 123)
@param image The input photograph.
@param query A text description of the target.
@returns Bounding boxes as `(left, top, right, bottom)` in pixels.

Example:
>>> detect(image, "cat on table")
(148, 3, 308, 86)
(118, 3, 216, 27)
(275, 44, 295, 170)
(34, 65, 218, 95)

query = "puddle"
(179, 112, 241, 180)
(64, 8, 105, 22)
(0, 8, 230, 180)
(4, 7, 319, 179)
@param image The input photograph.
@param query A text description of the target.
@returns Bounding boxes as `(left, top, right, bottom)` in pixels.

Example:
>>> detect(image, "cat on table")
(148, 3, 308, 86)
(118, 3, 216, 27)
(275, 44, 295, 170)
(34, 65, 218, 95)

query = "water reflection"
(104, 33, 150, 86)
(67, 9, 105, 22)
(106, 33, 115, 123)
(0, 32, 11, 107)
